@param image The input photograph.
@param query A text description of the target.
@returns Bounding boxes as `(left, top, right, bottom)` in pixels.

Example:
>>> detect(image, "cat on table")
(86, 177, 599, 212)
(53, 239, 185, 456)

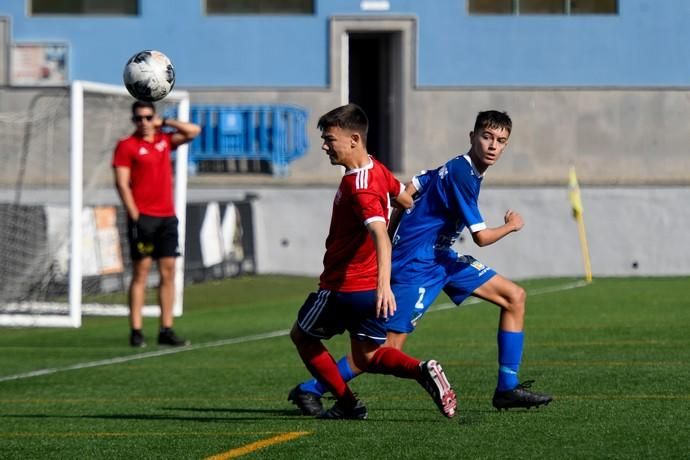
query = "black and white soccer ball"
(123, 50, 175, 102)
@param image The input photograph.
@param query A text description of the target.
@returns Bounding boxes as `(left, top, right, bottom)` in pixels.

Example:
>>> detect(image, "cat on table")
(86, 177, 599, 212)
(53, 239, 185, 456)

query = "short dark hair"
(131, 100, 156, 115)
(474, 110, 512, 135)
(317, 103, 368, 144)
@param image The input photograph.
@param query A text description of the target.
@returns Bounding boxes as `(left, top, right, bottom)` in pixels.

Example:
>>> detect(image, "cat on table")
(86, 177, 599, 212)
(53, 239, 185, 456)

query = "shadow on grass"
(163, 406, 495, 425)
(0, 408, 299, 423)
(1, 405, 526, 425)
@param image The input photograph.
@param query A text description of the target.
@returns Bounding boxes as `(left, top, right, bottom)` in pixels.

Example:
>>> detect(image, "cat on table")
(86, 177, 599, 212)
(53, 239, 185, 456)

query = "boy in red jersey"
(112, 101, 200, 348)
(289, 104, 457, 419)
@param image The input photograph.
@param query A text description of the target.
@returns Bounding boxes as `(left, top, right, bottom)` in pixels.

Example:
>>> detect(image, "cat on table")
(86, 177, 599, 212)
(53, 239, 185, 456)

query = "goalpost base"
(0, 303, 167, 327)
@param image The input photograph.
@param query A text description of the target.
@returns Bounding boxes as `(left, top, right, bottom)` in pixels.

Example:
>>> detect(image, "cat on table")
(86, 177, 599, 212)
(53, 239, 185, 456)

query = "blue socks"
(299, 355, 356, 396)
(497, 330, 524, 391)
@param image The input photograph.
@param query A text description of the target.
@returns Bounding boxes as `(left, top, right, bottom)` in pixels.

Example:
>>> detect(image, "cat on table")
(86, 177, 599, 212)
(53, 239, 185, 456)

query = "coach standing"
(112, 101, 200, 347)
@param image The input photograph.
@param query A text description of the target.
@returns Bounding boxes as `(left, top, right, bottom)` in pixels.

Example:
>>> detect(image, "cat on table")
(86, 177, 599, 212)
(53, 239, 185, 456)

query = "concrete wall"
(240, 186, 690, 279)
(3, 86, 689, 186)
(2, 185, 688, 278)
(405, 88, 690, 185)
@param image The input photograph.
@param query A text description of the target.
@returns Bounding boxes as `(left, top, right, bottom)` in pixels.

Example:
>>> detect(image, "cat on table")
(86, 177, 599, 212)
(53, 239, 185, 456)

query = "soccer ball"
(122, 50, 175, 102)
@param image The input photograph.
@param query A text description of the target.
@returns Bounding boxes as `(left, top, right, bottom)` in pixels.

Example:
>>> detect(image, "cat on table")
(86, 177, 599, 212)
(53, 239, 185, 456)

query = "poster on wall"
(10, 42, 68, 86)
(94, 206, 124, 275)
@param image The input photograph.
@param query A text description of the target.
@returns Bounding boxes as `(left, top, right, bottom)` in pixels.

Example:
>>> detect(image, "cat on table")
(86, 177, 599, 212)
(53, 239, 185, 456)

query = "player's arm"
(113, 166, 139, 221)
(471, 209, 524, 247)
(391, 186, 414, 209)
(367, 220, 396, 319)
(156, 116, 201, 147)
(392, 179, 418, 208)
(388, 181, 418, 239)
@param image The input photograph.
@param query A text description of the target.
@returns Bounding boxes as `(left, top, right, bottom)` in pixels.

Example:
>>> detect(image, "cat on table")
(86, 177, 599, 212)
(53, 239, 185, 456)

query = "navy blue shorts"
(296, 289, 388, 344)
(127, 214, 180, 260)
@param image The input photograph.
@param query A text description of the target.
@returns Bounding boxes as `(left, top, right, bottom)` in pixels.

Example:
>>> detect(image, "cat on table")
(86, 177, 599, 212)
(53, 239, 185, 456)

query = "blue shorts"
(296, 289, 388, 344)
(387, 255, 496, 334)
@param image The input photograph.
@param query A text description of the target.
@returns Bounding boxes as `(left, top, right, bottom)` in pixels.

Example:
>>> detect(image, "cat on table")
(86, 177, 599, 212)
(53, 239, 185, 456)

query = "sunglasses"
(132, 115, 154, 122)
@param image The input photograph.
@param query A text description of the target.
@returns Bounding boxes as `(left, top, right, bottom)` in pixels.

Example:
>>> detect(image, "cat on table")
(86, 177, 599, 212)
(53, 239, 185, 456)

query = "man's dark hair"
(474, 110, 512, 135)
(317, 103, 368, 144)
(131, 100, 156, 114)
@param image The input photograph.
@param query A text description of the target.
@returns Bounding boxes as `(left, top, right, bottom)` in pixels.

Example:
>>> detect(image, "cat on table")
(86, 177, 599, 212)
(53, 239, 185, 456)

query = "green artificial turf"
(0, 276, 688, 459)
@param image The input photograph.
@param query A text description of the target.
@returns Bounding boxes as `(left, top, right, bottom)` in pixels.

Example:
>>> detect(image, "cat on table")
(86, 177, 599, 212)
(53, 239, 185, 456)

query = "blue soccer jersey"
(388, 154, 495, 333)
(392, 154, 487, 282)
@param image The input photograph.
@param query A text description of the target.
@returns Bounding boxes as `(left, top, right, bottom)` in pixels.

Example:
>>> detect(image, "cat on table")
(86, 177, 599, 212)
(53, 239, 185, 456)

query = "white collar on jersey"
(344, 156, 374, 175)
(462, 154, 485, 178)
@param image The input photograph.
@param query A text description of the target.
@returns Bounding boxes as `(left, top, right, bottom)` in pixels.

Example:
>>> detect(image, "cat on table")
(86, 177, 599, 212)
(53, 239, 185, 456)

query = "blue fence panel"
(219, 110, 246, 154)
(182, 104, 309, 176)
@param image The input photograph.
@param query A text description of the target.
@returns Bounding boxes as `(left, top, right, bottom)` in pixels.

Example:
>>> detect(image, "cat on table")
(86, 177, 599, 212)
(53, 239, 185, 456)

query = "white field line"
(0, 280, 589, 384)
(0, 330, 289, 383)
(430, 279, 589, 313)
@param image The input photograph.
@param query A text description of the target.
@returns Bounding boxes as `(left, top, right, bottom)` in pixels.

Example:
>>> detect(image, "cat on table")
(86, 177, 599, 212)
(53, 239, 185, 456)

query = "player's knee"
(289, 323, 304, 346)
(509, 285, 526, 315)
(131, 260, 151, 281)
(384, 333, 407, 349)
(131, 270, 149, 285)
(159, 269, 174, 285)
(351, 352, 371, 372)
(158, 260, 175, 279)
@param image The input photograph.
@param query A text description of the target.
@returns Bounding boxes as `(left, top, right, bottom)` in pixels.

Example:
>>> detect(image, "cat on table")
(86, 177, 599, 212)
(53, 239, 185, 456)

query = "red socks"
(368, 347, 422, 379)
(300, 342, 356, 404)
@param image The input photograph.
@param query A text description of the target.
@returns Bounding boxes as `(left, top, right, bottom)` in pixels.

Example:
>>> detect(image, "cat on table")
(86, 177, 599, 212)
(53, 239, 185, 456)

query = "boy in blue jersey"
(289, 110, 552, 414)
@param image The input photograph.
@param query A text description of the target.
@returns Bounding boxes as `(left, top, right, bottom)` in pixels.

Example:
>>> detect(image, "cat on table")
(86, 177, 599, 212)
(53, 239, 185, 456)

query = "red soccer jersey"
(319, 157, 404, 292)
(112, 132, 175, 217)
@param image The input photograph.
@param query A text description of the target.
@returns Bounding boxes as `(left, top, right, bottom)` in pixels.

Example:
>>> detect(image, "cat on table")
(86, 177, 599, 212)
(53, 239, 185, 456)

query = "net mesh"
(0, 88, 178, 317)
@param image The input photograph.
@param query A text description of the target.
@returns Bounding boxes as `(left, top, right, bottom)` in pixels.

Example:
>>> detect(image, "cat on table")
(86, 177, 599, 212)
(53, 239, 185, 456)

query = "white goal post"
(0, 81, 190, 327)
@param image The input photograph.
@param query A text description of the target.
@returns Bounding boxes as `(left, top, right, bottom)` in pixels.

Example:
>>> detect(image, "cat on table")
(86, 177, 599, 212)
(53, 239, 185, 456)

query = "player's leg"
(293, 354, 360, 402)
(472, 273, 525, 331)
(466, 269, 552, 410)
(470, 273, 525, 387)
(384, 331, 409, 349)
(291, 331, 411, 404)
(154, 216, 188, 346)
(129, 256, 152, 346)
(126, 217, 153, 347)
(290, 325, 361, 417)
(290, 281, 440, 405)
(157, 256, 175, 328)
(347, 290, 456, 418)
(351, 338, 457, 418)
(290, 290, 362, 418)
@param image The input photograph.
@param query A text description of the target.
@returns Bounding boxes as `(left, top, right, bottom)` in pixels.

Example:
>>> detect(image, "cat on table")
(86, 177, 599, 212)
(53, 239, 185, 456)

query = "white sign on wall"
(10, 42, 68, 86)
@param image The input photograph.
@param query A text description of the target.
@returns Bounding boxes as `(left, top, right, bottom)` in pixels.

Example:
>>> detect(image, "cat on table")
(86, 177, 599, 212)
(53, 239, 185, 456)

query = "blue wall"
(1, 0, 689, 87)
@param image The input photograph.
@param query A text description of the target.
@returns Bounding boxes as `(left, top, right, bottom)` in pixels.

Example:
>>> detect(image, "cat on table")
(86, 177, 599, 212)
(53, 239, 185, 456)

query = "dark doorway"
(348, 32, 402, 171)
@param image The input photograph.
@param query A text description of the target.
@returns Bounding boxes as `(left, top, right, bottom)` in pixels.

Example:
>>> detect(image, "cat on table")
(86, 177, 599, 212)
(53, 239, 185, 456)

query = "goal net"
(0, 81, 190, 327)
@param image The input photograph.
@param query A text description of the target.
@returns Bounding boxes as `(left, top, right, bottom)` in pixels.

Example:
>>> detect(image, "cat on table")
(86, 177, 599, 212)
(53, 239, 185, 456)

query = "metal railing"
(183, 104, 309, 176)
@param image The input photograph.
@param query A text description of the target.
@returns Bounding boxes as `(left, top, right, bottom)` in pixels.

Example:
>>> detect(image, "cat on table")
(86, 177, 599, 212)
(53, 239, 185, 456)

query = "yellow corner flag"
(568, 167, 592, 283)
(568, 167, 583, 218)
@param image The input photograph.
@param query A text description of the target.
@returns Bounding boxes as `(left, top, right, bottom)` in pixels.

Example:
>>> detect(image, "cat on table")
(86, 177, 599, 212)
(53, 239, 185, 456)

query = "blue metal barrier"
(183, 105, 309, 176)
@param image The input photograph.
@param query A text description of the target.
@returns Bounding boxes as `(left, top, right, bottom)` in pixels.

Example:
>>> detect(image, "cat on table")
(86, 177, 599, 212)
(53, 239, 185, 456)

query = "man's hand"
(133, 215, 155, 256)
(376, 285, 396, 319)
(153, 115, 165, 129)
(504, 209, 524, 232)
